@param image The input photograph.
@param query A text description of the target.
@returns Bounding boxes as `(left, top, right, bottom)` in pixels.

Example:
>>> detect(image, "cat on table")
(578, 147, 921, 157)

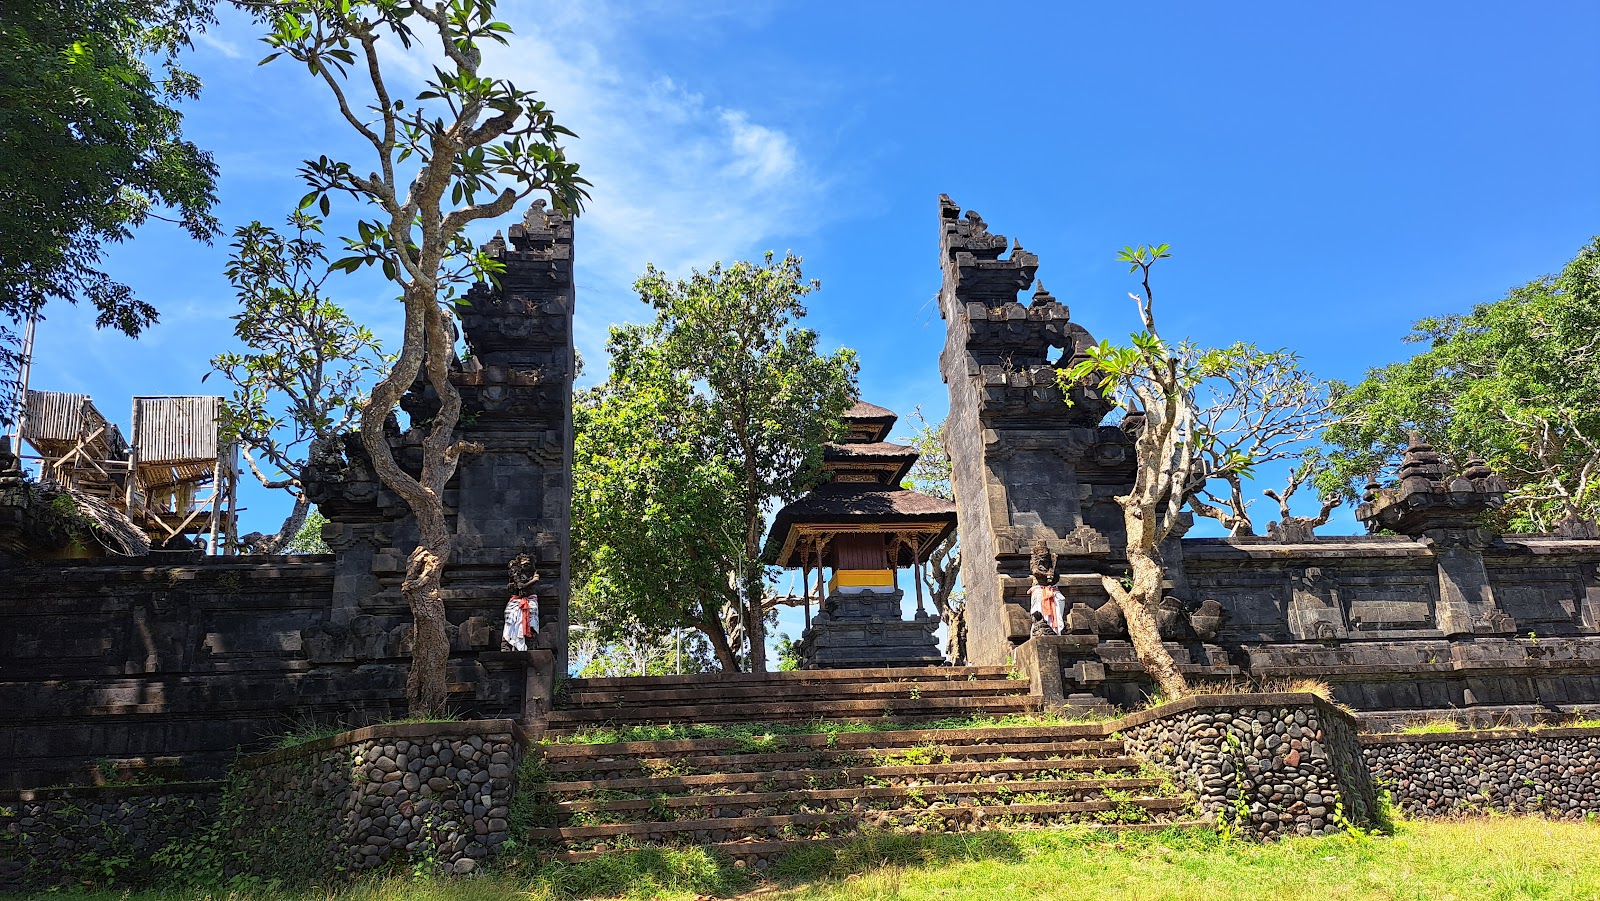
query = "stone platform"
(799, 588, 943, 669)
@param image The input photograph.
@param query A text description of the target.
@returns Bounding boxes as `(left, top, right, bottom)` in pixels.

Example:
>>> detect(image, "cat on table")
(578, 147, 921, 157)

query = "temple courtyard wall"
(0, 555, 540, 790)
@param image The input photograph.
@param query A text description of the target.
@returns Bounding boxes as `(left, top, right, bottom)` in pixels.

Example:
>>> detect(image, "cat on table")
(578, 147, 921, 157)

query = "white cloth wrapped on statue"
(1029, 584, 1064, 634)
(503, 595, 538, 651)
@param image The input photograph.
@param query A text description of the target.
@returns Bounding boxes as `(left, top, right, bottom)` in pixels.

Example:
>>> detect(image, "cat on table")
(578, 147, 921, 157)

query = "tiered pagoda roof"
(762, 401, 957, 568)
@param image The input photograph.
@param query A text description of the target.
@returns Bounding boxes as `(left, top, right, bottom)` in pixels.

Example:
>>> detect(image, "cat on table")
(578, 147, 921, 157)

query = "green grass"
(1397, 719, 1461, 735)
(270, 714, 466, 751)
(28, 818, 1600, 901)
(553, 711, 1116, 747)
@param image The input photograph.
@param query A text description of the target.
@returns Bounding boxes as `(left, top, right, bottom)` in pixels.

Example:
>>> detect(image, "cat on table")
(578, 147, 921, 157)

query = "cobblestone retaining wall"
(1118, 693, 1379, 839)
(0, 782, 220, 892)
(1361, 727, 1600, 819)
(0, 721, 527, 892)
(232, 720, 525, 878)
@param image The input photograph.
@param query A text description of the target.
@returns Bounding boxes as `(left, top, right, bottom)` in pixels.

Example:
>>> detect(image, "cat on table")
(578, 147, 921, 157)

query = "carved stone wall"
(0, 557, 538, 789)
(0, 204, 576, 790)
(303, 203, 575, 705)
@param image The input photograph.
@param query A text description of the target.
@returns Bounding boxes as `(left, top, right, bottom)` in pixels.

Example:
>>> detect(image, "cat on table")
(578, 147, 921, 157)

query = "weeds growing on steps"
(553, 710, 1118, 747)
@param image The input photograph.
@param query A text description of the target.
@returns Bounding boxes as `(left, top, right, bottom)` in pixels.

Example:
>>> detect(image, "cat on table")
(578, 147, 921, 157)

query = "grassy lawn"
(26, 818, 1600, 901)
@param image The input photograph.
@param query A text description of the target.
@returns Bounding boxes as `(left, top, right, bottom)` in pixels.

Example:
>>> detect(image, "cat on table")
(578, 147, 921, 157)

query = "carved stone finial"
(522, 198, 550, 228)
(1357, 435, 1507, 536)
(1553, 511, 1600, 540)
(1362, 472, 1383, 504)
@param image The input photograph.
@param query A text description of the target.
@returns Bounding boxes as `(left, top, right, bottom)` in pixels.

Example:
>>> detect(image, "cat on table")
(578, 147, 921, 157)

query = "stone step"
(546, 695, 1039, 728)
(544, 739, 1128, 777)
(562, 678, 1028, 707)
(549, 821, 1211, 865)
(538, 724, 1108, 759)
(540, 756, 1142, 798)
(558, 777, 1167, 819)
(529, 798, 1192, 848)
(564, 666, 1012, 691)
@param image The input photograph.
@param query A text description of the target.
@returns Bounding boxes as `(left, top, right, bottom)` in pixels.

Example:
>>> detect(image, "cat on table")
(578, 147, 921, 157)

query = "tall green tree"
(579, 253, 857, 673)
(0, 0, 220, 420)
(573, 360, 745, 671)
(210, 212, 388, 553)
(1321, 237, 1600, 532)
(256, 0, 587, 716)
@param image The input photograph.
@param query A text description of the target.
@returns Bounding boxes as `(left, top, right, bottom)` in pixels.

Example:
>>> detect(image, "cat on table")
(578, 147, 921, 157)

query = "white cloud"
(479, 4, 827, 374)
(192, 1, 826, 380)
(195, 30, 243, 59)
(721, 110, 797, 183)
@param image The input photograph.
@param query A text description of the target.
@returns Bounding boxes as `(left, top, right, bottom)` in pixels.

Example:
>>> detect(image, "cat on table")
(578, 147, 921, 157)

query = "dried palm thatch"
(36, 482, 151, 557)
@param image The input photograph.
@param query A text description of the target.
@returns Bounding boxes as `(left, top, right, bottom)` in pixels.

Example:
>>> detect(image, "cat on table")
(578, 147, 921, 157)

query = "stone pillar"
(936, 195, 1136, 666)
(1356, 438, 1514, 636)
(304, 201, 576, 716)
(450, 203, 575, 673)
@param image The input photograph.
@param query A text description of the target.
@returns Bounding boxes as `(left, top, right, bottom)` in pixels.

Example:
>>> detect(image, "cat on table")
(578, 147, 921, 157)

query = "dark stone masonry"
(228, 720, 522, 878)
(0, 204, 574, 790)
(0, 782, 220, 892)
(0, 721, 524, 892)
(1362, 726, 1600, 819)
(1118, 694, 1379, 838)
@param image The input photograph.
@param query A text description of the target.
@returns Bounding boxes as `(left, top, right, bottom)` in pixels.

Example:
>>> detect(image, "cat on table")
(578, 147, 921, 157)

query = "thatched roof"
(40, 483, 151, 556)
(841, 400, 897, 443)
(823, 441, 918, 484)
(762, 482, 956, 566)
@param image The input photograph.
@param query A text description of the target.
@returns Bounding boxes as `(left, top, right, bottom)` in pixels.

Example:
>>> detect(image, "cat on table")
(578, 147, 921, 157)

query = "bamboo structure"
(20, 391, 131, 502)
(19, 391, 239, 554)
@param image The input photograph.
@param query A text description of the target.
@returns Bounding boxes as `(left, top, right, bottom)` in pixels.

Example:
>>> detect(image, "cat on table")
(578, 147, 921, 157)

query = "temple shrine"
(762, 400, 957, 668)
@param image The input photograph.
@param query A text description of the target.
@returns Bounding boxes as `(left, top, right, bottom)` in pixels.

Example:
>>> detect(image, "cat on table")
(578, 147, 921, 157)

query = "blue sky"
(18, 1, 1600, 659)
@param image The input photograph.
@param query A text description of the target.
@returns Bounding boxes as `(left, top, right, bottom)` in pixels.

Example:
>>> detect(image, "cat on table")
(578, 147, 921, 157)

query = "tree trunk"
(702, 616, 740, 673)
(1102, 549, 1189, 701)
(744, 566, 768, 673)
(695, 595, 741, 672)
(403, 535, 452, 717)
(358, 291, 464, 720)
(260, 492, 311, 554)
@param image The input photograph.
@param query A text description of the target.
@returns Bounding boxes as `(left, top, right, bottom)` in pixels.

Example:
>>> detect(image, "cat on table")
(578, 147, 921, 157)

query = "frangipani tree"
(211, 212, 389, 553)
(1064, 245, 1334, 700)
(252, 0, 587, 715)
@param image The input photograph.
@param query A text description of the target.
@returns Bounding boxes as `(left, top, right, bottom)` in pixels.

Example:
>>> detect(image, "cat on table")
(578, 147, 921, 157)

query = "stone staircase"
(547, 666, 1044, 734)
(522, 717, 1197, 868)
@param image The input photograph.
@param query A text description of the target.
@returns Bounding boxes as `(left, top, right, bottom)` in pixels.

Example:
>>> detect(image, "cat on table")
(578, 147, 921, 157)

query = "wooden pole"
(124, 400, 140, 512)
(225, 441, 240, 554)
(10, 307, 37, 454)
(802, 559, 812, 629)
(206, 439, 224, 555)
(914, 560, 926, 617)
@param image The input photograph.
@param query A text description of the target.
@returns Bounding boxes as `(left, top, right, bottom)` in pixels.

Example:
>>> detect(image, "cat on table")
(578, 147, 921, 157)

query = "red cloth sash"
(513, 596, 533, 637)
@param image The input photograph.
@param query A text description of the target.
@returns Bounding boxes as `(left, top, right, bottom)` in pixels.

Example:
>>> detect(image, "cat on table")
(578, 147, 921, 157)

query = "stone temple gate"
(3, 196, 1600, 791)
(935, 194, 1600, 723)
